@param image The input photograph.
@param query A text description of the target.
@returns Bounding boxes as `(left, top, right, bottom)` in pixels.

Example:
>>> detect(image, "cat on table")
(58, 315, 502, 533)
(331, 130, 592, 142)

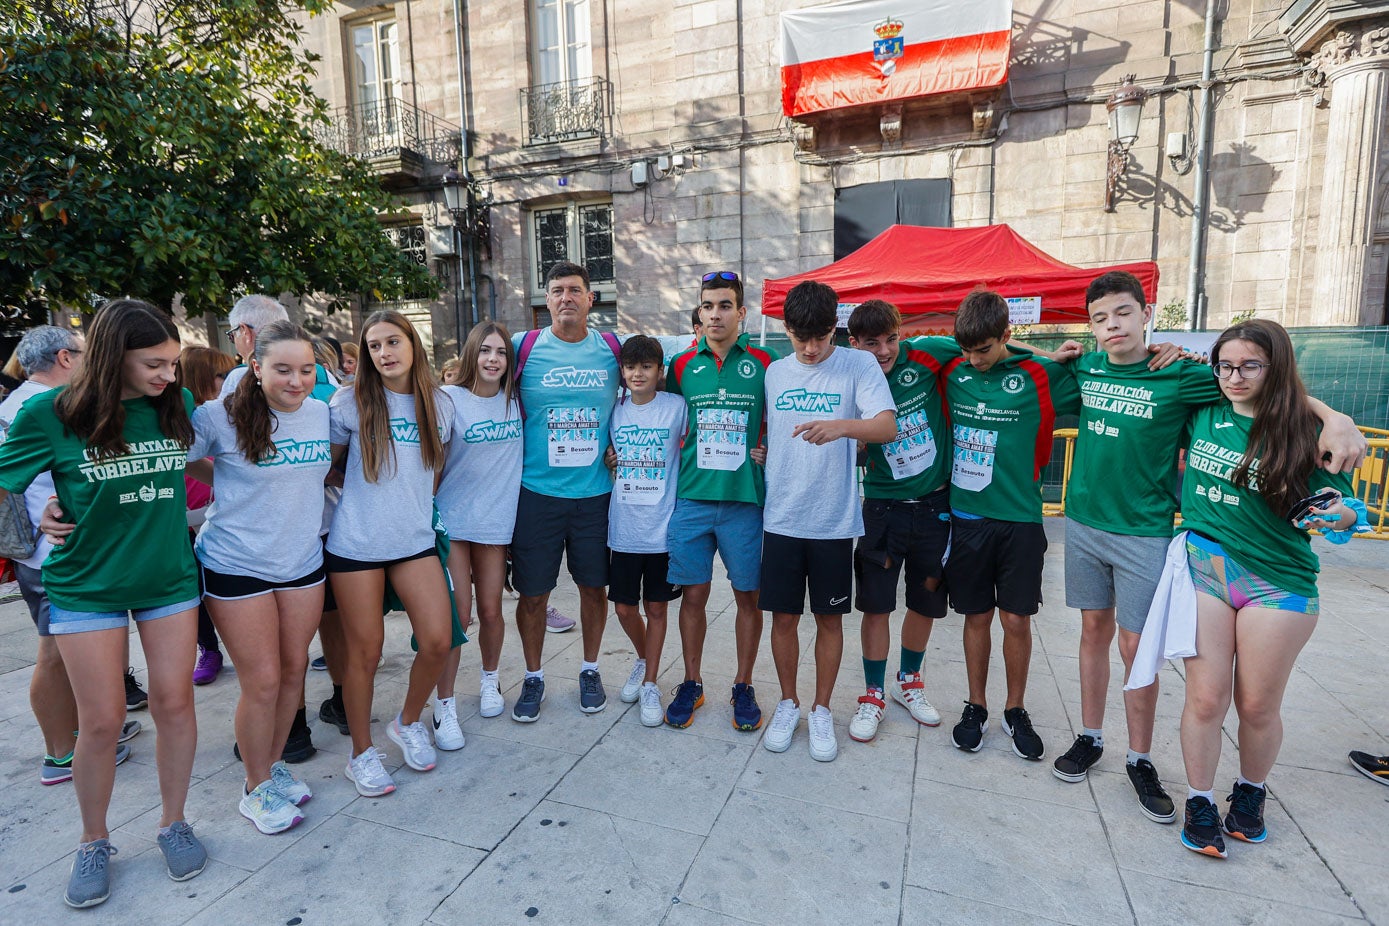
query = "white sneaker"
(479, 675, 505, 718)
(432, 699, 465, 751)
(639, 682, 663, 727)
(387, 715, 437, 771)
(346, 746, 396, 797)
(891, 672, 941, 726)
(808, 705, 838, 762)
(848, 692, 885, 743)
(762, 699, 800, 753)
(269, 760, 311, 806)
(239, 780, 304, 834)
(620, 659, 647, 703)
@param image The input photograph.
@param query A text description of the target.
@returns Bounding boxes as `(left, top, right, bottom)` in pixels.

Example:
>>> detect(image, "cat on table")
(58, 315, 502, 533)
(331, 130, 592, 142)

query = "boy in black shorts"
(759, 281, 896, 762)
(940, 290, 1080, 760)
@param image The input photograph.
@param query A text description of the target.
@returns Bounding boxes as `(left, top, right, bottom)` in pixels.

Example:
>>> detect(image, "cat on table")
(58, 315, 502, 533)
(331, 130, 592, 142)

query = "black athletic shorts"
(944, 516, 1047, 617)
(854, 487, 951, 617)
(323, 546, 435, 574)
(201, 564, 327, 601)
(510, 487, 610, 596)
(607, 551, 682, 606)
(758, 531, 853, 616)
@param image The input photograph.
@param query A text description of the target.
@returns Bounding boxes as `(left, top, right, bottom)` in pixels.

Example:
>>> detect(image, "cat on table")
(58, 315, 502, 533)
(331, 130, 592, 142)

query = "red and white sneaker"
(848, 691, 886, 743)
(891, 672, 941, 726)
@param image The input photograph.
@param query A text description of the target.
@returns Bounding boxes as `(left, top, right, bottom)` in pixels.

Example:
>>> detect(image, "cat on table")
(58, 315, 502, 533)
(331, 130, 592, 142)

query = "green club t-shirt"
(1066, 354, 1222, 537)
(1179, 401, 1349, 599)
(943, 349, 1081, 523)
(0, 389, 198, 613)
(666, 334, 778, 505)
(862, 336, 960, 500)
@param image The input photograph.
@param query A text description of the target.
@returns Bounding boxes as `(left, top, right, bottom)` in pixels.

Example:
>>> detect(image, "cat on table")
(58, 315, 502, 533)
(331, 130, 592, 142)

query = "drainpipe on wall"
(1185, 0, 1220, 330)
(453, 0, 481, 334)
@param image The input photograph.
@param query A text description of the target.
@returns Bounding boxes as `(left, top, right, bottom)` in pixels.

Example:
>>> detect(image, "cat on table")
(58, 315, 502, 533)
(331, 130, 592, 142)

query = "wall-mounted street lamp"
(441, 167, 474, 343)
(1104, 74, 1147, 212)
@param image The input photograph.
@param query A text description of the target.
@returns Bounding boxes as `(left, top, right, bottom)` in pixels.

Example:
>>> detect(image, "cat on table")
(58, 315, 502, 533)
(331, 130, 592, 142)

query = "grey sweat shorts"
(1063, 518, 1169, 634)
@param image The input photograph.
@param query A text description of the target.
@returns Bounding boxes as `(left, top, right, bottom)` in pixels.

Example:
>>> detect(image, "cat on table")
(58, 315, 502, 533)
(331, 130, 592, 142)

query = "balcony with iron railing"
(315, 98, 460, 187)
(519, 76, 611, 146)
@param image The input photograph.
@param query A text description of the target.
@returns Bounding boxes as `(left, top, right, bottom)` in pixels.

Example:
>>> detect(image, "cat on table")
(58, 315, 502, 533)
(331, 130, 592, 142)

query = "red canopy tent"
(761, 224, 1160, 333)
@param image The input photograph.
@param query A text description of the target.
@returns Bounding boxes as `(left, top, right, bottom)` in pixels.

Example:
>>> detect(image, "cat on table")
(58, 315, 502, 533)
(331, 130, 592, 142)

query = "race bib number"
(951, 425, 997, 492)
(614, 451, 665, 506)
(696, 407, 748, 471)
(884, 410, 936, 481)
(547, 406, 600, 467)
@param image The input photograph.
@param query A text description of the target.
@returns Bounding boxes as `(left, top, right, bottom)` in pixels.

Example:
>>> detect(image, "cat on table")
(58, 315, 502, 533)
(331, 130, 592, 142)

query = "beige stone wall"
(288, 0, 1388, 339)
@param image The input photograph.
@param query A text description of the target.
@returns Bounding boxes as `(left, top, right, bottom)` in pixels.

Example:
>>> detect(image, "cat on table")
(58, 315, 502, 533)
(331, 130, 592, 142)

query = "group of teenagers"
(0, 258, 1374, 910)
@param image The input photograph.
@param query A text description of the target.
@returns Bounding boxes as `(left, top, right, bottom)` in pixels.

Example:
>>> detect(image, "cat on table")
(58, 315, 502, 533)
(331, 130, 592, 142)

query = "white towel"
(1125, 531, 1197, 691)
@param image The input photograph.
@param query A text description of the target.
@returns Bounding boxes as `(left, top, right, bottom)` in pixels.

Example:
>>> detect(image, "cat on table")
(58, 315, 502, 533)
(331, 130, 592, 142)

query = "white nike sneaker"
(479, 675, 505, 718)
(807, 705, 838, 762)
(639, 682, 663, 727)
(432, 698, 465, 751)
(762, 699, 800, 753)
(620, 659, 646, 703)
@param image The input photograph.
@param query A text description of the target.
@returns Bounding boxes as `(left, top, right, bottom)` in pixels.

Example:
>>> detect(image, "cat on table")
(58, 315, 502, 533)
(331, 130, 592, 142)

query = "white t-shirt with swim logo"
(436, 386, 523, 545)
(607, 392, 686, 554)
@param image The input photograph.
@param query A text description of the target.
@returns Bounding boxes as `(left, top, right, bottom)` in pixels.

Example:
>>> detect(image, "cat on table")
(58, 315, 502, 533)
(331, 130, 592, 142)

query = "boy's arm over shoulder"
(1037, 355, 1082, 415)
(902, 335, 961, 368)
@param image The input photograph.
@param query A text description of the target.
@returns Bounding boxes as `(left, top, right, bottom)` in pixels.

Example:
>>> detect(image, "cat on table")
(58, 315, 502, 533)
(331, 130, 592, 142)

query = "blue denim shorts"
(47, 596, 202, 635)
(665, 498, 763, 592)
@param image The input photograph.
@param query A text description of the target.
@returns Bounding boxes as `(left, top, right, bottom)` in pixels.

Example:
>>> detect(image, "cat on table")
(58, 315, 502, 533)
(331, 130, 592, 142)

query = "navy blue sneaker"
(1223, 781, 1268, 843)
(730, 683, 762, 731)
(1181, 796, 1228, 858)
(664, 680, 704, 729)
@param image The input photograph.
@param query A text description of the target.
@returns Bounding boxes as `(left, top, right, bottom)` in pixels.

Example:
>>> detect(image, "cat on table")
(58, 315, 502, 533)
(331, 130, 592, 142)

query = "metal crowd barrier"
(1043, 428, 1389, 540)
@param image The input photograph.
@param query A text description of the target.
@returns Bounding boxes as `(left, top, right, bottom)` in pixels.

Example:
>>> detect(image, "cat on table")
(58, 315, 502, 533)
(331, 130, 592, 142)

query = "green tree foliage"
(0, 0, 435, 315)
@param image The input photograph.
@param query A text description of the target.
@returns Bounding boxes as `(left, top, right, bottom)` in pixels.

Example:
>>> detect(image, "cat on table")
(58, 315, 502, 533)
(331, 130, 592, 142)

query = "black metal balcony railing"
(315, 98, 460, 166)
(519, 76, 611, 146)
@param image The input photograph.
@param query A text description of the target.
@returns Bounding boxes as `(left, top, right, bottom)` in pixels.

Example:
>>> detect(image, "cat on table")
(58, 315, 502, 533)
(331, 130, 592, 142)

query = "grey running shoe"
(64, 839, 116, 908)
(118, 719, 141, 743)
(579, 669, 607, 713)
(512, 676, 545, 723)
(156, 820, 207, 881)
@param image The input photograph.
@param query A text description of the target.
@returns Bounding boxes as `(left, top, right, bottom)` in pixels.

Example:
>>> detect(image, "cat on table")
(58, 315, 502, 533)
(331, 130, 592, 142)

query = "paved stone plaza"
(0, 521, 1385, 924)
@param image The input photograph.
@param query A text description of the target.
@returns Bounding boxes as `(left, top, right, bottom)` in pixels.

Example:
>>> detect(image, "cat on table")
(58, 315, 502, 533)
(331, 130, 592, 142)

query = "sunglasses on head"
(701, 271, 740, 283)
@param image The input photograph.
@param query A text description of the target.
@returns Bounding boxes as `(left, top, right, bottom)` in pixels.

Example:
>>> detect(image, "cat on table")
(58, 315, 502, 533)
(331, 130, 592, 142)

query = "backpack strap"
(513, 329, 544, 420)
(599, 330, 627, 404)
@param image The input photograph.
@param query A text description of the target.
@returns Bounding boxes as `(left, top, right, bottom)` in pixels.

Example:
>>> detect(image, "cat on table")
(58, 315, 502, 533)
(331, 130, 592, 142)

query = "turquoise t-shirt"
(514, 328, 619, 499)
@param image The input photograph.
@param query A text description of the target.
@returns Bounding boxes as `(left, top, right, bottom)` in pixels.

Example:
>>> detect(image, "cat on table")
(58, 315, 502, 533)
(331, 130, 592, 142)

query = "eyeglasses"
(701, 271, 740, 283)
(1213, 360, 1267, 380)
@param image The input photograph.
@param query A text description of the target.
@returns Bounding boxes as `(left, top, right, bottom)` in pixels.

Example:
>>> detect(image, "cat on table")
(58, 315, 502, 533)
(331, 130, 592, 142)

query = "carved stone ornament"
(1306, 15, 1389, 104)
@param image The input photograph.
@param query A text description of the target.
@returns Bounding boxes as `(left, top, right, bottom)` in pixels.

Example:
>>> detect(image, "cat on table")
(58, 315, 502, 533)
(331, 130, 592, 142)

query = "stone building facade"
(276, 0, 1389, 357)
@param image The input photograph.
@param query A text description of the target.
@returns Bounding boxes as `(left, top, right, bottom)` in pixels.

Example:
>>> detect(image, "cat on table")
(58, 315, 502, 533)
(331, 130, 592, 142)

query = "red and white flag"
(780, 0, 1012, 118)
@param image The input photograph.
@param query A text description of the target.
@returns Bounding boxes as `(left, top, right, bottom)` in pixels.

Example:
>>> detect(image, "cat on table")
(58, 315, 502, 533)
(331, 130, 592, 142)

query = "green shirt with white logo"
(943, 349, 1081, 523)
(1066, 354, 1222, 537)
(1180, 401, 1349, 598)
(0, 389, 198, 612)
(862, 336, 960, 500)
(667, 334, 779, 505)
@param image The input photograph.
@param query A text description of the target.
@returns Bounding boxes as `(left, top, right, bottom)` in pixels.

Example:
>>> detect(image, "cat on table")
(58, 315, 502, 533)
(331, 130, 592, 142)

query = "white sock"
(1127, 750, 1150, 766)
(1237, 775, 1266, 791)
(525, 669, 544, 681)
(481, 670, 499, 683)
(1187, 787, 1215, 804)
(1083, 727, 1104, 748)
(581, 660, 599, 674)
(436, 696, 455, 709)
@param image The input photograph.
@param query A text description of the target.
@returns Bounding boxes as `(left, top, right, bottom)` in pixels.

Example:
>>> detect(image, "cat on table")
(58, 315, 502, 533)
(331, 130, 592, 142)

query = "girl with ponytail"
(191, 320, 332, 834)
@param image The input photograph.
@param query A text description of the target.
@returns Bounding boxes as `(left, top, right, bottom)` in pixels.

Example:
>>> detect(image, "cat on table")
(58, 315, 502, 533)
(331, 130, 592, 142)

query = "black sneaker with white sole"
(578, 669, 607, 713)
(124, 669, 148, 711)
(1001, 707, 1044, 760)
(1126, 759, 1177, 823)
(512, 676, 545, 722)
(1053, 734, 1103, 782)
(951, 702, 988, 751)
(1349, 751, 1389, 786)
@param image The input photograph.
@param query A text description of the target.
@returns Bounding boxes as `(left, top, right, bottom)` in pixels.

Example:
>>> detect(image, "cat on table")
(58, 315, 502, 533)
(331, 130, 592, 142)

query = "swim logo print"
(541, 366, 609, 389)
(774, 389, 842, 414)
(388, 418, 447, 445)
(257, 440, 332, 467)
(465, 419, 522, 443)
(613, 424, 671, 506)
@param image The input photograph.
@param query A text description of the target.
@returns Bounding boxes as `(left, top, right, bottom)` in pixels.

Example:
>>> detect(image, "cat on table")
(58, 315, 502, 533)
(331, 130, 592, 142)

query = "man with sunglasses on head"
(663, 271, 778, 731)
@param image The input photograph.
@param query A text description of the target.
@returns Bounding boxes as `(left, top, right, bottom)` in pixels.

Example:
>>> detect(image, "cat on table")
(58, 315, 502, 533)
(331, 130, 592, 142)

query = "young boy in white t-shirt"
(605, 335, 688, 726)
(760, 281, 896, 762)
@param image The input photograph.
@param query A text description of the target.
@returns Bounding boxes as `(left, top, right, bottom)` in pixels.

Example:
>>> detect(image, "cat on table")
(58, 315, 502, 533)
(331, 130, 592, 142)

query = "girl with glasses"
(1175, 319, 1366, 859)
